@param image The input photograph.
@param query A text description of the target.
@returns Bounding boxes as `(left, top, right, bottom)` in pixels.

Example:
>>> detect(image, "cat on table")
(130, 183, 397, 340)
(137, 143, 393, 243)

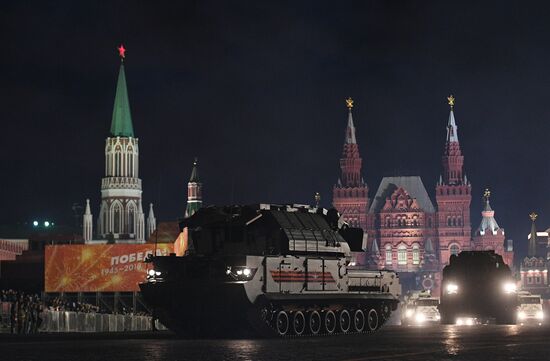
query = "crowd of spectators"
(1, 289, 152, 334)
(0, 290, 42, 334)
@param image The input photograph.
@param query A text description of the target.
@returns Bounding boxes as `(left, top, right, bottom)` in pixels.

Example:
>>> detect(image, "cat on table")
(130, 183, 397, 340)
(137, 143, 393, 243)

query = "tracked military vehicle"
(140, 204, 401, 337)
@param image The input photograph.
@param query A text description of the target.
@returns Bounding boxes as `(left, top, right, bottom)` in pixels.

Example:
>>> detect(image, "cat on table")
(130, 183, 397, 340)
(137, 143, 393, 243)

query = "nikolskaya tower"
(83, 45, 156, 243)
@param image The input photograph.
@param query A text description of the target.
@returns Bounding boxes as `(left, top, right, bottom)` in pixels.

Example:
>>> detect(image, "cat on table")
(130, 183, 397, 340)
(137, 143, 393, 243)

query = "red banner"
(45, 244, 172, 292)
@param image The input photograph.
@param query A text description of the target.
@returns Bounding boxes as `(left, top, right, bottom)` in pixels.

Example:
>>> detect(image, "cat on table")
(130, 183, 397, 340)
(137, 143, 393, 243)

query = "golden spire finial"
(346, 97, 354, 109)
(447, 95, 455, 108)
(530, 212, 538, 222)
(483, 188, 491, 200)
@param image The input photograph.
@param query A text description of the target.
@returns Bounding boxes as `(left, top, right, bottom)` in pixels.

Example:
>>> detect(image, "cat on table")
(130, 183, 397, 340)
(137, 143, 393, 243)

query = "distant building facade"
(332, 96, 513, 292)
(520, 213, 549, 297)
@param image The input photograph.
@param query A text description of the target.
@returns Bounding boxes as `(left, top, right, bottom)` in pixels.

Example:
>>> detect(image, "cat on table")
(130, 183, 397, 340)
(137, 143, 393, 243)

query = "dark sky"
(1, 1, 548, 258)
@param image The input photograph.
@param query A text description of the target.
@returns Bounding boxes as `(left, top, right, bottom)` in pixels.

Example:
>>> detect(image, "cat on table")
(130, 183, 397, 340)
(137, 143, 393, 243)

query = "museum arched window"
(412, 244, 420, 265)
(385, 245, 392, 265)
(398, 245, 407, 265)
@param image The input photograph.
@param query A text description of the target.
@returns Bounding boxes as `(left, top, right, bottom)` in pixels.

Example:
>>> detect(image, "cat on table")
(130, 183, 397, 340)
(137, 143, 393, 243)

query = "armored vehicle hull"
(140, 204, 401, 337)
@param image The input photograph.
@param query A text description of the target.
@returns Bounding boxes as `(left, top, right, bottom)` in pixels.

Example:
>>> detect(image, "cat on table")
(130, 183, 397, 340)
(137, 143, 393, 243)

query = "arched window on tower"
(385, 216, 391, 227)
(128, 204, 135, 234)
(385, 244, 392, 265)
(398, 244, 407, 265)
(115, 146, 122, 177)
(452, 217, 457, 226)
(450, 244, 460, 256)
(113, 204, 121, 234)
(128, 147, 133, 178)
(458, 217, 462, 226)
(412, 244, 420, 265)
(447, 217, 452, 226)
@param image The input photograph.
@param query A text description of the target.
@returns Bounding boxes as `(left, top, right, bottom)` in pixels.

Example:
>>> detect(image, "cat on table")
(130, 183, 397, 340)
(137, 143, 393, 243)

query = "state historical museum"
(332, 97, 513, 293)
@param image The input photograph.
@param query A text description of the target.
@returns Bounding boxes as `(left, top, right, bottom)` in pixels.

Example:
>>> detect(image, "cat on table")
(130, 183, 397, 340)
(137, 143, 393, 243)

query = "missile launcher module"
(140, 204, 401, 337)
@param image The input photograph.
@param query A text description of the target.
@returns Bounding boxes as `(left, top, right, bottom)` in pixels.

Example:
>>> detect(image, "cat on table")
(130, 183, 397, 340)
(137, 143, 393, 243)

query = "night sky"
(1, 1, 549, 259)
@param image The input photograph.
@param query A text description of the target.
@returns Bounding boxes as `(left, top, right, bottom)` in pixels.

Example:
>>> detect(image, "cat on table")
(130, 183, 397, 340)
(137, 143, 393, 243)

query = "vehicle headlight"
(415, 313, 426, 323)
(537, 311, 544, 320)
(517, 311, 526, 320)
(155, 271, 161, 276)
(405, 309, 414, 318)
(446, 283, 458, 294)
(503, 282, 516, 294)
(436, 314, 441, 320)
(148, 269, 155, 276)
(226, 266, 257, 281)
(456, 318, 463, 326)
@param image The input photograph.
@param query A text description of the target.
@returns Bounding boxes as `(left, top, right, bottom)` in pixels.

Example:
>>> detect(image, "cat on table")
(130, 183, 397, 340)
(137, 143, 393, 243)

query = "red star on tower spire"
(117, 44, 126, 61)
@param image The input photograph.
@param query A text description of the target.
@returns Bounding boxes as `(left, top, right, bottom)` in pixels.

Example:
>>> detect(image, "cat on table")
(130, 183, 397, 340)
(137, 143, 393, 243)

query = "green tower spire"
(110, 60, 134, 137)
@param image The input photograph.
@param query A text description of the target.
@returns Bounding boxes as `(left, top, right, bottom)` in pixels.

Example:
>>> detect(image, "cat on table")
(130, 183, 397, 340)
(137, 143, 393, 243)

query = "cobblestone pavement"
(3, 325, 550, 361)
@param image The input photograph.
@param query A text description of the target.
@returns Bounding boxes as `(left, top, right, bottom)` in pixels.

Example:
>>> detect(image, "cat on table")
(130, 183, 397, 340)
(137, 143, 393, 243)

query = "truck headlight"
(517, 311, 526, 320)
(405, 309, 414, 318)
(503, 282, 516, 294)
(446, 283, 458, 294)
(537, 311, 544, 320)
(415, 313, 426, 323)
(148, 269, 155, 276)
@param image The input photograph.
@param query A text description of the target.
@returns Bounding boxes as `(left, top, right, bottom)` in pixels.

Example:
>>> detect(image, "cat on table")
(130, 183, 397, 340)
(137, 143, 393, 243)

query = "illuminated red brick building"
(333, 96, 513, 291)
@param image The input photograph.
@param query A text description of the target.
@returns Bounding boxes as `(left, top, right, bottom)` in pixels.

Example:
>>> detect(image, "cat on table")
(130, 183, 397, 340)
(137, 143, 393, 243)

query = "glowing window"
(398, 245, 407, 265)
(412, 245, 420, 265)
(385, 245, 392, 265)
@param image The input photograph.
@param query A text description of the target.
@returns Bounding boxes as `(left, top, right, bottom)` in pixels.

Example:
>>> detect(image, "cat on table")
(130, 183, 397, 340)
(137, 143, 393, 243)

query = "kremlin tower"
(332, 98, 369, 230)
(185, 158, 202, 217)
(83, 46, 155, 243)
(435, 95, 472, 264)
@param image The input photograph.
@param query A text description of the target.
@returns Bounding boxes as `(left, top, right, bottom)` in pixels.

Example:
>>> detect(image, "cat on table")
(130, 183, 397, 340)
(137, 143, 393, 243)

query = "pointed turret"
(528, 212, 538, 257)
(441, 95, 464, 185)
(332, 97, 370, 232)
(446, 106, 459, 143)
(83, 199, 93, 242)
(136, 200, 145, 242)
(110, 59, 134, 137)
(371, 238, 380, 254)
(477, 189, 501, 235)
(147, 203, 157, 240)
(425, 238, 434, 254)
(345, 104, 357, 144)
(185, 158, 203, 217)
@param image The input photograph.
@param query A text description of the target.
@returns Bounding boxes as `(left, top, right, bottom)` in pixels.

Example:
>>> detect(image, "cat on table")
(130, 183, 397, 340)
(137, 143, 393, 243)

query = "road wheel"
(324, 310, 337, 334)
(367, 308, 379, 331)
(308, 310, 321, 335)
(353, 309, 365, 332)
(339, 309, 351, 333)
(292, 311, 306, 335)
(276, 310, 289, 336)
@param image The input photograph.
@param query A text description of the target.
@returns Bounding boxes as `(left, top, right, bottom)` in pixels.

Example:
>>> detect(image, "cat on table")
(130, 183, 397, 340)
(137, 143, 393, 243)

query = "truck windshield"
(417, 299, 439, 306)
(519, 297, 540, 304)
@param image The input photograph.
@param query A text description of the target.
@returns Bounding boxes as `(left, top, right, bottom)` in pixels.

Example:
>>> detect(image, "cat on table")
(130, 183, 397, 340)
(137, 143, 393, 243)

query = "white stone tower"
(83, 199, 93, 242)
(95, 45, 145, 243)
(147, 203, 157, 240)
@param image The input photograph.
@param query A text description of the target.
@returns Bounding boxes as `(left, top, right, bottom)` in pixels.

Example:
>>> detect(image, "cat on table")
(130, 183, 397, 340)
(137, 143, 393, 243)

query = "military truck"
(439, 251, 517, 325)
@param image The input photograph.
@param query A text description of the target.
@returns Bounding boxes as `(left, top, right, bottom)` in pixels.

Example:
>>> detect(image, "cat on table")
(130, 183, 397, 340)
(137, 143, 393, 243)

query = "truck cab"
(517, 292, 543, 325)
(402, 290, 441, 325)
